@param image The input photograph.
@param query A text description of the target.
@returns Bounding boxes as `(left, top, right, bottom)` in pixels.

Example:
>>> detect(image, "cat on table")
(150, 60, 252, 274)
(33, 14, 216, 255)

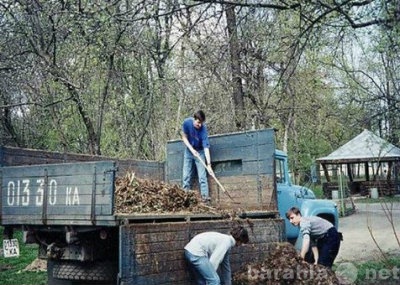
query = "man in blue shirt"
(182, 110, 213, 201)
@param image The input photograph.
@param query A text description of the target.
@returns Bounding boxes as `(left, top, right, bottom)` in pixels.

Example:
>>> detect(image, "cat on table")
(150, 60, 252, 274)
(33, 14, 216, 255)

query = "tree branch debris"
(114, 171, 226, 215)
(233, 242, 340, 285)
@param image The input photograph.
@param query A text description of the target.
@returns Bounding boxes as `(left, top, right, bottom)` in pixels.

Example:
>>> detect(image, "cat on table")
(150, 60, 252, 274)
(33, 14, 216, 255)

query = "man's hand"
(192, 150, 200, 158)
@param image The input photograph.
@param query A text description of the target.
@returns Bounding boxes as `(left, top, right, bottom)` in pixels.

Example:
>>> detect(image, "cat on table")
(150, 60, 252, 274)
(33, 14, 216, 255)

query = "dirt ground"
(335, 201, 400, 263)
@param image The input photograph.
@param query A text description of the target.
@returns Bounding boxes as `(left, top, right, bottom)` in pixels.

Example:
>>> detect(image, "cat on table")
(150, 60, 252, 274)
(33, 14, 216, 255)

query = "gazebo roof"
(317, 129, 400, 164)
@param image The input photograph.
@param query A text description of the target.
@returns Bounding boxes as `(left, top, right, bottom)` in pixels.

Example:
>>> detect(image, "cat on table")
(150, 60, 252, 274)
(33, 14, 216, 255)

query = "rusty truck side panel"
(119, 218, 284, 285)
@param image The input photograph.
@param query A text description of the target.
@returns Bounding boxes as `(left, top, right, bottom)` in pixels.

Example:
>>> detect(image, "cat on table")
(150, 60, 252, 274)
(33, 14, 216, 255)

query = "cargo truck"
(0, 128, 338, 285)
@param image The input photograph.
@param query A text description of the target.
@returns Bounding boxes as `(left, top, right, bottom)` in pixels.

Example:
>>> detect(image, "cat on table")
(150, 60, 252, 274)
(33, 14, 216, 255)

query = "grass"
(333, 256, 400, 284)
(353, 256, 400, 284)
(0, 227, 47, 285)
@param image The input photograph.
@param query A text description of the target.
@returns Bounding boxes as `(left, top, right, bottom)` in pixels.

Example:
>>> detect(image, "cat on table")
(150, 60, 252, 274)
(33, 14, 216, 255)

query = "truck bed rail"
(1, 161, 117, 226)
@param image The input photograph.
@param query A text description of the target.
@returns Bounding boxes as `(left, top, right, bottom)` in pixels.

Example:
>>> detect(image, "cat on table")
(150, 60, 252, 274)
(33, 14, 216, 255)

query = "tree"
(0, 0, 398, 168)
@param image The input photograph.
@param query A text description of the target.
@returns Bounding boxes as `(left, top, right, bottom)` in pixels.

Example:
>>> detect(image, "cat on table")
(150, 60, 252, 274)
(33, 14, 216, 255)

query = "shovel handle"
(196, 156, 235, 201)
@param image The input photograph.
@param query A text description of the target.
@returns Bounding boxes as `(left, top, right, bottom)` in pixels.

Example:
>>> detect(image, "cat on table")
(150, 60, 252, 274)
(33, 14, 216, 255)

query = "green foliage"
(0, 228, 47, 285)
(0, 0, 399, 165)
(310, 184, 324, 199)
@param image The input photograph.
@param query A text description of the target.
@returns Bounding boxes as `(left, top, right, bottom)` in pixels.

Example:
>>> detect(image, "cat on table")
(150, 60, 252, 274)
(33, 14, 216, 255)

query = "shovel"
(196, 156, 237, 203)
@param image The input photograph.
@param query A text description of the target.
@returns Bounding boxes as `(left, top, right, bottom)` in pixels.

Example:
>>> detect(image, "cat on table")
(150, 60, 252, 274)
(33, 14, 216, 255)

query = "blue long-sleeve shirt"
(182, 117, 210, 150)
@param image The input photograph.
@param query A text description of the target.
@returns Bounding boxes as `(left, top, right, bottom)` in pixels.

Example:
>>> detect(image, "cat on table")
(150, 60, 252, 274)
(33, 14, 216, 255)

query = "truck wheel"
(49, 259, 117, 284)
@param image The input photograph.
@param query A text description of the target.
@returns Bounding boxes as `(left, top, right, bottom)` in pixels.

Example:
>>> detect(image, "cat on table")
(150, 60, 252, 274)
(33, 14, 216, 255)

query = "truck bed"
(0, 160, 279, 227)
(1, 128, 278, 227)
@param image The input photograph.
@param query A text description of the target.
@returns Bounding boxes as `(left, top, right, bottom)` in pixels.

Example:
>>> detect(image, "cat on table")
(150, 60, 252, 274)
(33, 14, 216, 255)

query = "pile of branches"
(233, 242, 340, 285)
(114, 172, 217, 214)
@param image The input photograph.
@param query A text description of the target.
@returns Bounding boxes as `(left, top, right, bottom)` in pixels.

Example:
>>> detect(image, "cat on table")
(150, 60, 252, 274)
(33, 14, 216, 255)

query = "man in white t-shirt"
(184, 226, 249, 285)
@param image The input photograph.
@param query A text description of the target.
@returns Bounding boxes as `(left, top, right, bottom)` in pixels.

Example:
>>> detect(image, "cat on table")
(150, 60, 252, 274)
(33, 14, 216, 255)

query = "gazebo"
(316, 129, 400, 198)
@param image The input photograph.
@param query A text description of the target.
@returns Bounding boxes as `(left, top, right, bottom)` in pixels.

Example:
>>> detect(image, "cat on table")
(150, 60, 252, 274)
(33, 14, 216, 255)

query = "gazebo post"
(365, 162, 370, 181)
(346, 163, 353, 182)
(387, 161, 392, 181)
(322, 163, 330, 182)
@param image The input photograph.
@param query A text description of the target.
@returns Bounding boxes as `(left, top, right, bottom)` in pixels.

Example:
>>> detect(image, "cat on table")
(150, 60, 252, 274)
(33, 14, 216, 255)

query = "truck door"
(275, 153, 303, 240)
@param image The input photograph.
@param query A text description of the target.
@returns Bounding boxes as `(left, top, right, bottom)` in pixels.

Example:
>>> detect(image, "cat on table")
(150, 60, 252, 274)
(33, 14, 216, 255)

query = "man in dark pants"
(286, 207, 342, 268)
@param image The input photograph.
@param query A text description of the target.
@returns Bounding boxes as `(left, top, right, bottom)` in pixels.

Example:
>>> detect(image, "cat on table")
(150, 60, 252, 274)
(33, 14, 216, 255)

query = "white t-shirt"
(184, 231, 236, 270)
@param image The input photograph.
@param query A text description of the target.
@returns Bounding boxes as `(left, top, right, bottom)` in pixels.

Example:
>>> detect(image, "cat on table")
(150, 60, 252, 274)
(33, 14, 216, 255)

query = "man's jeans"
(184, 249, 231, 285)
(182, 148, 209, 198)
(317, 227, 341, 268)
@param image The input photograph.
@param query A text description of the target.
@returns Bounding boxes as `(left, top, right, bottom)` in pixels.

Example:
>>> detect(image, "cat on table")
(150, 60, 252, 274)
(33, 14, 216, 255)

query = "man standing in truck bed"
(182, 110, 213, 202)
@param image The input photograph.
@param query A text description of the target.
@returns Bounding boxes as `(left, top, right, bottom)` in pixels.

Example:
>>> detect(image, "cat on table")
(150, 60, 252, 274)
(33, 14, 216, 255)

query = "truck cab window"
(276, 158, 285, 184)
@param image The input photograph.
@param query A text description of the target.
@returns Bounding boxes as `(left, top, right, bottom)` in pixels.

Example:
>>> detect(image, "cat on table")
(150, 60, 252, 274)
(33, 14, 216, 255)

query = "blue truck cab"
(275, 149, 339, 241)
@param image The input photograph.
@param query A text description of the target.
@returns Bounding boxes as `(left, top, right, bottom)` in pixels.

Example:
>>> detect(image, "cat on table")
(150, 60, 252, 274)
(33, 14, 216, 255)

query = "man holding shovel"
(181, 110, 213, 202)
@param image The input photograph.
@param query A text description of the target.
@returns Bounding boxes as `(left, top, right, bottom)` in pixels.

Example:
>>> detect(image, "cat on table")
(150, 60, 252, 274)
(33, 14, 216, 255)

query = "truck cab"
(275, 149, 339, 241)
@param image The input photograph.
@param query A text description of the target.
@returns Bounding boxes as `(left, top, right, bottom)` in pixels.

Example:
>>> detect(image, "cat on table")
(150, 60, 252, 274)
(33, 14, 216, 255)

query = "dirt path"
(336, 202, 400, 263)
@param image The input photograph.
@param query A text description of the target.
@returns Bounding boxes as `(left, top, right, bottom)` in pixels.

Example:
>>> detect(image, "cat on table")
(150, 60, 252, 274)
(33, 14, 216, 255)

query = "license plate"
(3, 239, 20, 257)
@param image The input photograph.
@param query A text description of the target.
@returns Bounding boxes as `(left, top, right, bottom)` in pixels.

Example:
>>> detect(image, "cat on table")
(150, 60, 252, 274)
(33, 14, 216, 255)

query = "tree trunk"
(225, 4, 245, 130)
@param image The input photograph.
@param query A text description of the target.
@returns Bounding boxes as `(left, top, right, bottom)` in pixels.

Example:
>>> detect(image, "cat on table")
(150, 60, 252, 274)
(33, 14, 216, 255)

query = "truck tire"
(49, 259, 117, 283)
